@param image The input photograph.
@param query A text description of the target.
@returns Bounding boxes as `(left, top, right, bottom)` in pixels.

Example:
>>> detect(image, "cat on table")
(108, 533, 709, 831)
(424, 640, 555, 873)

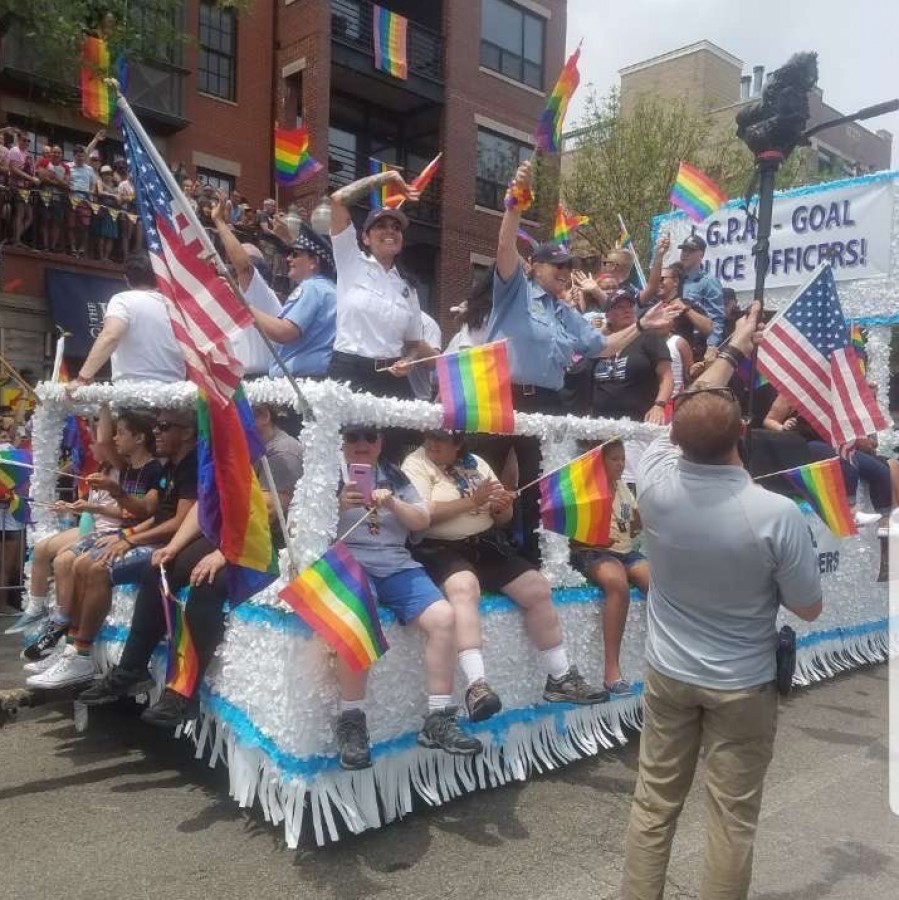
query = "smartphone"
(348, 463, 374, 505)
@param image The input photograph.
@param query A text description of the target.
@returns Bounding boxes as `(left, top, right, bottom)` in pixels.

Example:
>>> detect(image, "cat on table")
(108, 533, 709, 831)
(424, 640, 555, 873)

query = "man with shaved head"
(622, 303, 823, 900)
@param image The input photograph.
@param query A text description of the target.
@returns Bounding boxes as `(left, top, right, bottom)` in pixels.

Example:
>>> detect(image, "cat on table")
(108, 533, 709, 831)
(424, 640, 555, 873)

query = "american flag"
(121, 112, 252, 407)
(758, 265, 886, 447)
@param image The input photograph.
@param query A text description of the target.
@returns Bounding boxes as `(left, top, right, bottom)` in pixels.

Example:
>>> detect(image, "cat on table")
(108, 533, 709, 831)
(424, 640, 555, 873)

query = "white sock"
(428, 694, 453, 713)
(339, 699, 365, 714)
(458, 648, 486, 687)
(541, 644, 570, 681)
(50, 609, 70, 626)
(28, 594, 48, 611)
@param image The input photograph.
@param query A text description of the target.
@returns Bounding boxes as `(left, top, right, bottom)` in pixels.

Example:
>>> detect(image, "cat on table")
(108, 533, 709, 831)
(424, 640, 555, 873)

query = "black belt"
(331, 350, 401, 373)
(511, 383, 558, 399)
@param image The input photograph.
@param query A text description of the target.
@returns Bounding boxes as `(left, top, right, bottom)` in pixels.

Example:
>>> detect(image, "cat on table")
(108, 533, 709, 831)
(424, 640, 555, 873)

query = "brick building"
(0, 0, 566, 376)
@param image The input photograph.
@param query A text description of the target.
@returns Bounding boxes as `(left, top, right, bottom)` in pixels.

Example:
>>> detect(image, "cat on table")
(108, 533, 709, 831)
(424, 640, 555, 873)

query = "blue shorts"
(107, 545, 157, 586)
(369, 567, 444, 626)
(571, 548, 646, 575)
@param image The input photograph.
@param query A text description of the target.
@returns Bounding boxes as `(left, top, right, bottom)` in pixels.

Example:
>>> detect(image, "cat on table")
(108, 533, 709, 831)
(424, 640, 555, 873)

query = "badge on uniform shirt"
(402, 287, 410, 298)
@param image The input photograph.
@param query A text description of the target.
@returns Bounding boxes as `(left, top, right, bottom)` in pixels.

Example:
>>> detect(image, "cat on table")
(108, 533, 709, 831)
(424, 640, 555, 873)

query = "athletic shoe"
(854, 510, 881, 526)
(78, 665, 155, 706)
(464, 678, 502, 722)
(26, 650, 95, 689)
(603, 678, 634, 697)
(21, 620, 68, 661)
(543, 667, 609, 705)
(22, 639, 66, 674)
(141, 689, 196, 730)
(4, 599, 47, 635)
(417, 706, 483, 756)
(335, 709, 372, 770)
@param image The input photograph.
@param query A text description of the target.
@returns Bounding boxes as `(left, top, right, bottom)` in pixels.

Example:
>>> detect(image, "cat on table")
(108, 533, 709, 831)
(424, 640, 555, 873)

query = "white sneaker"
(4, 599, 49, 635)
(26, 649, 95, 689)
(854, 510, 881, 526)
(23, 640, 67, 674)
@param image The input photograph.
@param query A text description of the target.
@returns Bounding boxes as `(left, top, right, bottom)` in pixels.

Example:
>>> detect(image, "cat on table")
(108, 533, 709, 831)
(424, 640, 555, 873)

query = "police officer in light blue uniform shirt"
(678, 234, 726, 352)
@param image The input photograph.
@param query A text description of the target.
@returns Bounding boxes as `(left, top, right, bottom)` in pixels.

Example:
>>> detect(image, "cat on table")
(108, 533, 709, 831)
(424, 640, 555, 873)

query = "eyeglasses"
(153, 421, 181, 433)
(603, 259, 624, 267)
(673, 386, 738, 409)
(343, 430, 379, 444)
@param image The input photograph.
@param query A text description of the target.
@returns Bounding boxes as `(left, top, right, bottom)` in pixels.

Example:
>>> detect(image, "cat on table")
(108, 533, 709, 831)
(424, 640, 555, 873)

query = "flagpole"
(108, 81, 313, 419)
(617, 214, 647, 289)
(515, 435, 620, 496)
(0, 351, 40, 406)
(373, 339, 509, 372)
(754, 460, 830, 481)
(336, 507, 376, 543)
(0, 458, 88, 481)
(259, 455, 299, 578)
(51, 330, 68, 383)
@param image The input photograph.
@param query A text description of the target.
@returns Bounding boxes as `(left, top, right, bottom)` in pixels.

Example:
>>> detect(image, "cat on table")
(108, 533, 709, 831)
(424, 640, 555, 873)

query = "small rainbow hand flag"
(385, 152, 442, 208)
(0, 448, 31, 492)
(279, 542, 389, 673)
(368, 158, 405, 210)
(372, 4, 408, 80)
(274, 126, 323, 186)
(553, 203, 589, 247)
(81, 35, 113, 125)
(534, 43, 581, 153)
(436, 341, 516, 434)
(669, 162, 728, 222)
(779, 458, 857, 538)
(615, 223, 632, 250)
(160, 569, 200, 698)
(538, 444, 612, 547)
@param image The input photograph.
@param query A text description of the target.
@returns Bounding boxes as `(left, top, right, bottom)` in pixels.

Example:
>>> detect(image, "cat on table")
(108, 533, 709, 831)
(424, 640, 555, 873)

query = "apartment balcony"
(330, 0, 444, 110)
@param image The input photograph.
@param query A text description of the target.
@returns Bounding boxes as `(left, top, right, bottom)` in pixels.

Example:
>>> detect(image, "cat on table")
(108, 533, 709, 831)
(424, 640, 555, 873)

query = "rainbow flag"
(736, 356, 768, 389)
(368, 157, 404, 210)
(160, 570, 200, 698)
(615, 223, 632, 250)
(197, 386, 278, 606)
(534, 43, 581, 153)
(279, 542, 388, 673)
(372, 5, 408, 80)
(81, 35, 113, 125)
(850, 323, 867, 375)
(435, 341, 515, 434)
(60, 416, 97, 500)
(780, 458, 857, 538)
(0, 487, 30, 525)
(538, 445, 612, 547)
(669, 162, 728, 222)
(553, 203, 589, 247)
(0, 448, 31, 492)
(386, 152, 442, 208)
(274, 126, 323, 186)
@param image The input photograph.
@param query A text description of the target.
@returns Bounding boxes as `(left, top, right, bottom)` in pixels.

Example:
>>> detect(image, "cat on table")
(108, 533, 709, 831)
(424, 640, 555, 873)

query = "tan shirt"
(607, 480, 637, 554)
(402, 446, 496, 541)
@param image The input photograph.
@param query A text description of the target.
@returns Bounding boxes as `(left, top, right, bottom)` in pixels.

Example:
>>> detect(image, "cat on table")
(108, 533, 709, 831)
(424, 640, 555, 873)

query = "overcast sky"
(566, 0, 899, 166)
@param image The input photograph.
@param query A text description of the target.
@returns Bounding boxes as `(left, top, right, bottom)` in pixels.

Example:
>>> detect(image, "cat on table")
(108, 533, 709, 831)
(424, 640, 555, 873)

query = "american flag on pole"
(758, 265, 887, 447)
(121, 112, 252, 407)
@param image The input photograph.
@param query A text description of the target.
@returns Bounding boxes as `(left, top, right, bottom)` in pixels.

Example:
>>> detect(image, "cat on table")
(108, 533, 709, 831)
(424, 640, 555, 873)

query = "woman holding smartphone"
(332, 426, 481, 770)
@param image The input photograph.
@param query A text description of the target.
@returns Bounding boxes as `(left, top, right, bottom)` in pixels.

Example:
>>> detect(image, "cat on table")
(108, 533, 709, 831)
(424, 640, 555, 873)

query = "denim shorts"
(369, 566, 444, 625)
(571, 547, 646, 575)
(107, 545, 157, 586)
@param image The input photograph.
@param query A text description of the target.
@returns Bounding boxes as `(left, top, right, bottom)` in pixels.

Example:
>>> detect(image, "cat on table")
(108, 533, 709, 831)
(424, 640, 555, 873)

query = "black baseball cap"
(531, 242, 574, 265)
(677, 234, 707, 252)
(605, 288, 638, 308)
(363, 207, 409, 233)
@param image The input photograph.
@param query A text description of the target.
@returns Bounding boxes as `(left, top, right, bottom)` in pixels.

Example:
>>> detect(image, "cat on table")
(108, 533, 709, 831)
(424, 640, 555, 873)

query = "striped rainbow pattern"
(0, 488, 30, 525)
(368, 157, 404, 209)
(781, 458, 857, 538)
(552, 203, 589, 246)
(372, 5, 408, 80)
(81, 35, 113, 125)
(279, 542, 389, 673)
(615, 224, 632, 250)
(534, 45, 581, 153)
(197, 387, 278, 606)
(384, 151, 443, 209)
(164, 589, 200, 698)
(0, 448, 31, 492)
(435, 340, 515, 434)
(538, 445, 612, 546)
(274, 126, 323, 186)
(669, 162, 728, 222)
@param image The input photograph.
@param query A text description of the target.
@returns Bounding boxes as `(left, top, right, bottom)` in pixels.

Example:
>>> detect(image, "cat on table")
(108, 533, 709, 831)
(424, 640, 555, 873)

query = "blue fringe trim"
(796, 617, 887, 649)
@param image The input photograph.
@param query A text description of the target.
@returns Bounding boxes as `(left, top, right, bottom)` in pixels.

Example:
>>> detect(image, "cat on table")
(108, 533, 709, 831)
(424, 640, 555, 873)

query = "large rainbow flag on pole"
(279, 542, 389, 672)
(274, 126, 323, 186)
(534, 42, 581, 153)
(372, 5, 408, 80)
(538, 445, 612, 546)
(552, 203, 589, 248)
(197, 386, 278, 605)
(779, 458, 857, 538)
(81, 35, 113, 125)
(435, 341, 515, 434)
(669, 162, 728, 222)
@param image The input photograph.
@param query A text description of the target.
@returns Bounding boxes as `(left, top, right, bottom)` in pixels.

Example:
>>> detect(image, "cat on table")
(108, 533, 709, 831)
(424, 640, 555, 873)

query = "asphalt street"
(1, 631, 897, 900)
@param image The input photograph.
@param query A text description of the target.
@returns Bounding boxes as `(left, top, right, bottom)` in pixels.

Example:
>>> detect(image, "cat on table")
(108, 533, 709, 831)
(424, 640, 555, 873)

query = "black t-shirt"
(153, 448, 198, 525)
(591, 332, 670, 420)
(118, 458, 164, 523)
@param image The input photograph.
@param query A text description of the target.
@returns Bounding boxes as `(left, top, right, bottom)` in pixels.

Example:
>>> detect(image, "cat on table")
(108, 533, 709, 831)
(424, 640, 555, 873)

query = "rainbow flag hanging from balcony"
(372, 5, 408, 80)
(274, 126, 323, 186)
(81, 36, 113, 125)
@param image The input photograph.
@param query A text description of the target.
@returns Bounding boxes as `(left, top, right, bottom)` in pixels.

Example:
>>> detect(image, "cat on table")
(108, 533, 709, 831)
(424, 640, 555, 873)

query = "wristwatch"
(652, 400, 666, 407)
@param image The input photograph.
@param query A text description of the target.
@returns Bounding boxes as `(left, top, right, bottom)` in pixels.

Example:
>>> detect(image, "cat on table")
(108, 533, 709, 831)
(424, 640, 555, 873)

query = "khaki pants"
(622, 665, 778, 900)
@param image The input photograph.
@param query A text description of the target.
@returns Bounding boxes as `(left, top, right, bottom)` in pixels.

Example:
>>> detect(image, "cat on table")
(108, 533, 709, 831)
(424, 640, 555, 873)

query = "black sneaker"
(465, 678, 502, 723)
(141, 688, 196, 730)
(418, 706, 483, 756)
(543, 667, 609, 705)
(335, 709, 372, 770)
(79, 665, 155, 706)
(21, 620, 68, 662)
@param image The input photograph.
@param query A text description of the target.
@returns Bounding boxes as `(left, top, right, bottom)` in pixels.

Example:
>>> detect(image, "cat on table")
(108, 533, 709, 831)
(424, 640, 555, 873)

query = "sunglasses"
(153, 420, 182, 433)
(673, 386, 738, 409)
(343, 430, 379, 444)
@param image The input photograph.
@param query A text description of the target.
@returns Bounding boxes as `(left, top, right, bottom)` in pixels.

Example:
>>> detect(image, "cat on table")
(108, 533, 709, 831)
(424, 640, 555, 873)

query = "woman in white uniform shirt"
(327, 170, 432, 398)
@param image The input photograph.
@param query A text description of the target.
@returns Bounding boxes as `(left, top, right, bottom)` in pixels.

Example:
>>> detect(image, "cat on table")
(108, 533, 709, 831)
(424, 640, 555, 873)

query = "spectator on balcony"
(228, 191, 245, 225)
(116, 163, 139, 255)
(0, 128, 13, 239)
(95, 165, 120, 262)
(36, 145, 70, 253)
(328, 169, 434, 398)
(6, 132, 39, 247)
(69, 253, 186, 387)
(257, 198, 277, 235)
(67, 144, 99, 257)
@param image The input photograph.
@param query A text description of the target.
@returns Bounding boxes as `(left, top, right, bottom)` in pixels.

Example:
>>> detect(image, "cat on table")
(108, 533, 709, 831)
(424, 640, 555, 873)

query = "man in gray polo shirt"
(622, 303, 822, 900)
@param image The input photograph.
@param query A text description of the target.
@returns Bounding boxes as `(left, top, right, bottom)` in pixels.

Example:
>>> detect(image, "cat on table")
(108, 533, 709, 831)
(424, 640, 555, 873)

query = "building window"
(198, 1, 237, 100)
(480, 0, 544, 90)
(475, 128, 531, 211)
(196, 167, 235, 195)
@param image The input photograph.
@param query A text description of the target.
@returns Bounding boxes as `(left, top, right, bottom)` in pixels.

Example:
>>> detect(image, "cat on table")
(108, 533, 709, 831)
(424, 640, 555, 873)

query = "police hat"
(291, 222, 335, 272)
(531, 242, 574, 265)
(362, 207, 409, 233)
